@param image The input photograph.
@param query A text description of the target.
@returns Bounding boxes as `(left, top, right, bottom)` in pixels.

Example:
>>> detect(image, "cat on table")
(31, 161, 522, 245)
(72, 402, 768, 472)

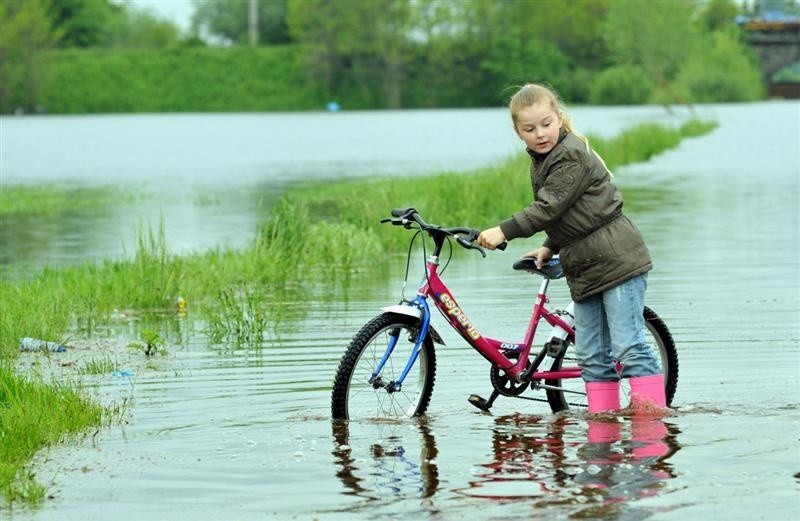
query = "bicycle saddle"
(512, 257, 565, 279)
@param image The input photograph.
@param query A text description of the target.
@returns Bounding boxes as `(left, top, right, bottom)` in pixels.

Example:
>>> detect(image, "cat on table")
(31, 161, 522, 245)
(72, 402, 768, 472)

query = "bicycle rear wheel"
(545, 306, 678, 413)
(331, 313, 437, 421)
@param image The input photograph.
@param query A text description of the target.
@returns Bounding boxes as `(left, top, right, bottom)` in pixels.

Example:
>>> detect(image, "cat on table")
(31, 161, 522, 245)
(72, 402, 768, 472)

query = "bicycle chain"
(509, 393, 588, 409)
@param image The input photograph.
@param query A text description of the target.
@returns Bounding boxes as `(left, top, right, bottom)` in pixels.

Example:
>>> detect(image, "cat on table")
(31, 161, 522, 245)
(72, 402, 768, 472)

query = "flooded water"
(2, 102, 799, 520)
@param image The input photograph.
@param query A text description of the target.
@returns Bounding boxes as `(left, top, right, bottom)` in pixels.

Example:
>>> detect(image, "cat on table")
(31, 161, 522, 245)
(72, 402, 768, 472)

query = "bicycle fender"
(381, 306, 446, 346)
(382, 304, 421, 318)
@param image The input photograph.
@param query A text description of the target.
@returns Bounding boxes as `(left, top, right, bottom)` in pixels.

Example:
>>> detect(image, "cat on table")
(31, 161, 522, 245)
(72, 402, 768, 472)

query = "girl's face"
(513, 102, 563, 154)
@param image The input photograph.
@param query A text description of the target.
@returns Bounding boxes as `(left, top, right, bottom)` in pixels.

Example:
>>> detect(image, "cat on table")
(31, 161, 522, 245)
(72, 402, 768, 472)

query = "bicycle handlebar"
(381, 207, 507, 256)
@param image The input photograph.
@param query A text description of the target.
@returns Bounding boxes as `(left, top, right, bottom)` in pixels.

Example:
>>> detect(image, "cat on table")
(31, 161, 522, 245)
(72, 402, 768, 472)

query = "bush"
(552, 67, 595, 105)
(672, 29, 765, 102)
(589, 65, 655, 105)
(36, 45, 323, 114)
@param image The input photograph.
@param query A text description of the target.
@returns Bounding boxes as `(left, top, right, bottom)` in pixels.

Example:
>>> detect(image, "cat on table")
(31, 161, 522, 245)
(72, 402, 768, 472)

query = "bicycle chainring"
(490, 352, 530, 397)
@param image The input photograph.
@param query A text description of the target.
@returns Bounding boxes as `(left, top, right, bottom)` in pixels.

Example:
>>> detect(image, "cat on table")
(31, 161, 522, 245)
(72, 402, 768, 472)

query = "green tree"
(0, 0, 61, 113)
(481, 28, 571, 97)
(404, 0, 491, 107)
(459, 0, 611, 104)
(106, 6, 182, 49)
(505, 0, 612, 70)
(287, 0, 414, 108)
(589, 65, 655, 105)
(191, 0, 291, 45)
(699, 0, 741, 31)
(51, 0, 120, 47)
(673, 28, 765, 102)
(602, 0, 700, 104)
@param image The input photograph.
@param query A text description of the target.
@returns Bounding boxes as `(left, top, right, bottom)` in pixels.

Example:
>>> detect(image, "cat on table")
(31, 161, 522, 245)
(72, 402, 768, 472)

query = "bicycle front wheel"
(331, 313, 437, 421)
(545, 305, 679, 413)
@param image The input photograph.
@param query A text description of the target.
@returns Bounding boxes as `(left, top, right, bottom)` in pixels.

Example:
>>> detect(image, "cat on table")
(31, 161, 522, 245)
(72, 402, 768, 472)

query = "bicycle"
(331, 208, 678, 421)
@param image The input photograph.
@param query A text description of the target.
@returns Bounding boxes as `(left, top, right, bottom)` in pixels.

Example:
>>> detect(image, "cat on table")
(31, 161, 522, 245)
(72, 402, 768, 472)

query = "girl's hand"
(523, 246, 553, 269)
(477, 227, 506, 250)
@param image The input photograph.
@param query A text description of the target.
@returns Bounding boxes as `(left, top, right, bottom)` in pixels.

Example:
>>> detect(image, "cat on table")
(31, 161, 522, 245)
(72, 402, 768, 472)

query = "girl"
(477, 83, 668, 414)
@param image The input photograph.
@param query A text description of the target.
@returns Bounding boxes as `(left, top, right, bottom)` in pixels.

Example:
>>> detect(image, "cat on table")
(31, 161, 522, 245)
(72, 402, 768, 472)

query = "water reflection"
(464, 414, 577, 499)
(332, 414, 680, 517)
(469, 414, 681, 518)
(466, 414, 680, 512)
(575, 417, 680, 518)
(331, 419, 440, 504)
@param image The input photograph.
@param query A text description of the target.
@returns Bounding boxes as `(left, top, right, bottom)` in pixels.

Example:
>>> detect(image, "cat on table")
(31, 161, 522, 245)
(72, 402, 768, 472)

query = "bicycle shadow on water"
(329, 413, 681, 518)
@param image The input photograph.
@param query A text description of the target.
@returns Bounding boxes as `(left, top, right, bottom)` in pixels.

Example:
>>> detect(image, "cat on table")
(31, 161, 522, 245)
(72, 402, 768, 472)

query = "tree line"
(0, 0, 774, 114)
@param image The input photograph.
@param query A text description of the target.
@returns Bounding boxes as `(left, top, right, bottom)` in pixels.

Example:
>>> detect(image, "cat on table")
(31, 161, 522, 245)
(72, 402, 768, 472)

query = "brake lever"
(456, 234, 487, 258)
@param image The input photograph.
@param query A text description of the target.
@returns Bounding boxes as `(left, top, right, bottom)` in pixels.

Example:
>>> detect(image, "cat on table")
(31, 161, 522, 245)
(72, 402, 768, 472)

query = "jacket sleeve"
(499, 160, 588, 241)
(542, 235, 560, 253)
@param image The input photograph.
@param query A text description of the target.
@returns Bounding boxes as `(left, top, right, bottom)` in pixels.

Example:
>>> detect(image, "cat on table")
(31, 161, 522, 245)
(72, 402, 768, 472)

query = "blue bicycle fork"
(370, 295, 431, 392)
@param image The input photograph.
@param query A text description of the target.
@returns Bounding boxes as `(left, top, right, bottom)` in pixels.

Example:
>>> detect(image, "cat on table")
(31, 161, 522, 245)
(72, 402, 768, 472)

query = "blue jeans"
(574, 273, 662, 383)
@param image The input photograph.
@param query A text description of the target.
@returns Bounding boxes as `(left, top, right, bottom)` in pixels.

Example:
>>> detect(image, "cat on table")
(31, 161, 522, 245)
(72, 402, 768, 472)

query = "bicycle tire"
(331, 313, 437, 421)
(545, 305, 679, 413)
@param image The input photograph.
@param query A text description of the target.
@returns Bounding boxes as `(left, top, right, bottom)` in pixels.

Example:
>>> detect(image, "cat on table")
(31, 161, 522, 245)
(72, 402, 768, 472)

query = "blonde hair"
(509, 83, 612, 175)
(510, 83, 576, 135)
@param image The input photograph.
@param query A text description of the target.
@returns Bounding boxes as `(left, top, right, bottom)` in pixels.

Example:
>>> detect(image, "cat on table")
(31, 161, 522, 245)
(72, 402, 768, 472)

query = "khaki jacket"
(499, 131, 652, 301)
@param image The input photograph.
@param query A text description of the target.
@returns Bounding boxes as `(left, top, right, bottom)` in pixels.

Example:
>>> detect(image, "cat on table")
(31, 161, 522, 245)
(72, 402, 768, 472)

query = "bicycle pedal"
(468, 394, 492, 412)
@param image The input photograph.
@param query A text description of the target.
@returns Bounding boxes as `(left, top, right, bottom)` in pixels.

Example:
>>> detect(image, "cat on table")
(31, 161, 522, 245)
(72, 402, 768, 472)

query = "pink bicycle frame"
(418, 256, 581, 382)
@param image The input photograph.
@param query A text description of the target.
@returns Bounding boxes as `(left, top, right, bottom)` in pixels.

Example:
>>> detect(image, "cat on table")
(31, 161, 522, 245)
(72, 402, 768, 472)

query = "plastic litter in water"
(19, 337, 67, 353)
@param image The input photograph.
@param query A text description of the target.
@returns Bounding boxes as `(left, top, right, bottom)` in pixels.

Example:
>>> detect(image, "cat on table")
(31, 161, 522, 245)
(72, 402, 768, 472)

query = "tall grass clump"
(0, 280, 73, 360)
(0, 364, 105, 506)
(203, 285, 270, 345)
(588, 119, 717, 172)
(56, 219, 189, 324)
(679, 119, 718, 138)
(265, 152, 533, 256)
(121, 220, 185, 310)
(77, 355, 118, 375)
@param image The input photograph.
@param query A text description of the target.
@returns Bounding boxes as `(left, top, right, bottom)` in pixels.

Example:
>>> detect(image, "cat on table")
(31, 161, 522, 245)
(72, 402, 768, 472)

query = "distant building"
(738, 8, 800, 98)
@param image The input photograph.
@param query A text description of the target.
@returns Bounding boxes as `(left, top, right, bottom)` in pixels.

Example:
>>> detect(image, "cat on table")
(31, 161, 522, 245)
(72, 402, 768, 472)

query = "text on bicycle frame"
(437, 293, 481, 340)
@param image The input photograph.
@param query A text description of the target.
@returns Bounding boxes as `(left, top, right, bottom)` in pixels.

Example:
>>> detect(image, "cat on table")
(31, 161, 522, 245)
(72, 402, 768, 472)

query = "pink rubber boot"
(586, 381, 620, 414)
(628, 374, 668, 414)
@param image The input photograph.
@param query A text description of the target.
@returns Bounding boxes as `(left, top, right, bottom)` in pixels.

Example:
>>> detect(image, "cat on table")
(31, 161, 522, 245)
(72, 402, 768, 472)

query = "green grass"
(77, 355, 117, 375)
(0, 117, 717, 507)
(0, 185, 135, 217)
(0, 364, 105, 505)
(588, 119, 718, 172)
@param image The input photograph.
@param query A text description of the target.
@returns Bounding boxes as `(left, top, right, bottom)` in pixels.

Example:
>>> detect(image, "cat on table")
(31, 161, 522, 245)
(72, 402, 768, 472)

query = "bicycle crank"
(490, 353, 530, 397)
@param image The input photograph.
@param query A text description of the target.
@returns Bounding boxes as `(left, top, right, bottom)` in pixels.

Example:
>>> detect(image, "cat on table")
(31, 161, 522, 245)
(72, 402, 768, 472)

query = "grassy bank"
(0, 185, 138, 217)
(0, 117, 717, 506)
(0, 364, 105, 505)
(37, 46, 322, 114)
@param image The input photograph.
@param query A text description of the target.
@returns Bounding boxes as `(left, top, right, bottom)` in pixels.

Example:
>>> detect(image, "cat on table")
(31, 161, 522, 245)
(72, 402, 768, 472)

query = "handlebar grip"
(391, 207, 417, 218)
(496, 242, 507, 251)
